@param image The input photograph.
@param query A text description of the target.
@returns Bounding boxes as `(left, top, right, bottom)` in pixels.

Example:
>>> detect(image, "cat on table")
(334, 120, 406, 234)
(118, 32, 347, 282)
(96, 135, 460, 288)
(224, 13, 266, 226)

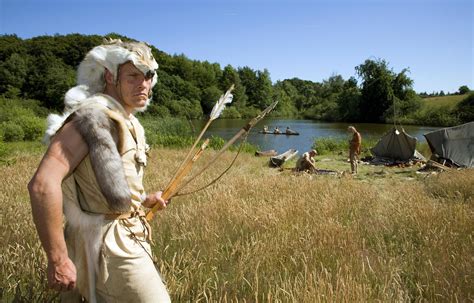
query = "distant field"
(420, 94, 466, 110)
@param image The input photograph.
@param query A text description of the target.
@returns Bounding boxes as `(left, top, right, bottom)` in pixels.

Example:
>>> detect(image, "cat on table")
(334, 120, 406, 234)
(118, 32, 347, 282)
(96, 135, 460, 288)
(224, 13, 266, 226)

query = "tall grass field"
(1, 147, 473, 302)
(421, 94, 466, 110)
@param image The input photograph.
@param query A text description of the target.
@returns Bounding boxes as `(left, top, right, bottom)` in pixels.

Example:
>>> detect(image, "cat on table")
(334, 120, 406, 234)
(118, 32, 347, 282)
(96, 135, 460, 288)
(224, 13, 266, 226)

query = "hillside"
(421, 94, 467, 110)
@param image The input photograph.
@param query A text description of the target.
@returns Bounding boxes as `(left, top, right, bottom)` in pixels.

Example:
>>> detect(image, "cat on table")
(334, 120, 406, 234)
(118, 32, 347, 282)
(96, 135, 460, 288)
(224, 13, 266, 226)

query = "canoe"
(258, 131, 300, 136)
(255, 149, 278, 157)
(269, 149, 299, 167)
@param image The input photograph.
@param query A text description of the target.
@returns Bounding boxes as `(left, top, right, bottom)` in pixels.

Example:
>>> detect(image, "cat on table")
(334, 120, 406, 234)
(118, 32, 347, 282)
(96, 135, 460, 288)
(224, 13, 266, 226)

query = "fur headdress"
(44, 39, 159, 143)
(65, 39, 158, 111)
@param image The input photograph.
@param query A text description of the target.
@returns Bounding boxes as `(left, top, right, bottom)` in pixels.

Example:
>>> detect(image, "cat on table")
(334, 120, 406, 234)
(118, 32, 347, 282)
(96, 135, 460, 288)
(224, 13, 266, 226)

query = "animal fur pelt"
(73, 106, 131, 213)
(62, 175, 104, 302)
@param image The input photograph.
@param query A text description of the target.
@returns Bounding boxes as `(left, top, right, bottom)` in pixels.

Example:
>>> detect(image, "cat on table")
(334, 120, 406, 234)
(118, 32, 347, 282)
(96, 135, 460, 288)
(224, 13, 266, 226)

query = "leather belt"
(103, 209, 146, 220)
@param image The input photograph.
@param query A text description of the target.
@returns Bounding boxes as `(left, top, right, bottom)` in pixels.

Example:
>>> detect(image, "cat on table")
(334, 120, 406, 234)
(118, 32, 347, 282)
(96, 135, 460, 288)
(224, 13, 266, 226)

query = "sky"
(1, 0, 472, 93)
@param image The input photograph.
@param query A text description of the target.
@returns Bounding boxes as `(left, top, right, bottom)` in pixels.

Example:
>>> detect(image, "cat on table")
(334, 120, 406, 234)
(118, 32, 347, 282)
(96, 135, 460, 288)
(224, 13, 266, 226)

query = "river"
(191, 118, 441, 155)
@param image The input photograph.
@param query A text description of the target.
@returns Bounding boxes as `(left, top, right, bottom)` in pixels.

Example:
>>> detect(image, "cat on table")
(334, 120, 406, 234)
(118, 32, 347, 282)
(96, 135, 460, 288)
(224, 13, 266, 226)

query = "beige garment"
(350, 149, 358, 174)
(296, 152, 315, 172)
(61, 94, 170, 303)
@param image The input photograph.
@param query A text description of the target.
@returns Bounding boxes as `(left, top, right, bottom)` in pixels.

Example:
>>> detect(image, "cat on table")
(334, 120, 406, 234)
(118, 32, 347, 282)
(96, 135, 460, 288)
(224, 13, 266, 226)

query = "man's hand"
(47, 257, 76, 292)
(142, 191, 170, 210)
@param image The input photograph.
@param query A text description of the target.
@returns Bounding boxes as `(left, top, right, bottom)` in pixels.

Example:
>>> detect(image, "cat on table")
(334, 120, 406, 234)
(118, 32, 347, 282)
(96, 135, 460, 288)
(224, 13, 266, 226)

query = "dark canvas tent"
(424, 122, 474, 168)
(371, 127, 419, 161)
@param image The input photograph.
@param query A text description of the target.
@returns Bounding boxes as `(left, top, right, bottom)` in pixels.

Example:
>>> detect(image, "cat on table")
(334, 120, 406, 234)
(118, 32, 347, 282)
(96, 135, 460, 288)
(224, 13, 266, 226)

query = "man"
(348, 126, 362, 174)
(28, 40, 171, 302)
(296, 149, 318, 172)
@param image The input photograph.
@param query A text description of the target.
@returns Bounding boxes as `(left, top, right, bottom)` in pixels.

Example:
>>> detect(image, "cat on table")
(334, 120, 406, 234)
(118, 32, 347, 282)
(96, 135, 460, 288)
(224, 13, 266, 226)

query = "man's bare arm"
(28, 121, 88, 291)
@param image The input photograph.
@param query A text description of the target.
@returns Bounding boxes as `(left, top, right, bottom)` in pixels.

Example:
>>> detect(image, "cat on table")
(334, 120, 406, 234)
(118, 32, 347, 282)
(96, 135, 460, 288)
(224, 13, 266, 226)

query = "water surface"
(192, 118, 441, 154)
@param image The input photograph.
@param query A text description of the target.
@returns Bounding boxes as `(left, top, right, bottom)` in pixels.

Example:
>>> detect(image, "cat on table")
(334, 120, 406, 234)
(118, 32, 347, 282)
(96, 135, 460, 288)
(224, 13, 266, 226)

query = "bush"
(0, 97, 48, 141)
(11, 115, 45, 141)
(456, 92, 474, 124)
(0, 140, 8, 159)
(313, 137, 347, 154)
(139, 116, 193, 137)
(2, 122, 25, 141)
(412, 106, 460, 127)
(208, 135, 225, 150)
(146, 134, 194, 148)
(221, 107, 242, 119)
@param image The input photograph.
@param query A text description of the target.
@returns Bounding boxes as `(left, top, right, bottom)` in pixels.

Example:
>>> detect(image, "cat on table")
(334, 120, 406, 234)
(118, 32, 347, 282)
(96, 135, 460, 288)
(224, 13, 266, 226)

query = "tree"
(25, 55, 76, 110)
(200, 85, 222, 115)
(272, 81, 298, 117)
(254, 69, 273, 109)
(355, 59, 395, 122)
(336, 77, 361, 121)
(0, 53, 29, 94)
(238, 66, 258, 107)
(456, 92, 474, 123)
(458, 85, 470, 95)
(220, 65, 247, 111)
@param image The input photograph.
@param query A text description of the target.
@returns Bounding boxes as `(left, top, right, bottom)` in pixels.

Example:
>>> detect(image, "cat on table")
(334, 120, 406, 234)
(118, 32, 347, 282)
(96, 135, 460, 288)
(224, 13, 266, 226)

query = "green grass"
(420, 94, 466, 110)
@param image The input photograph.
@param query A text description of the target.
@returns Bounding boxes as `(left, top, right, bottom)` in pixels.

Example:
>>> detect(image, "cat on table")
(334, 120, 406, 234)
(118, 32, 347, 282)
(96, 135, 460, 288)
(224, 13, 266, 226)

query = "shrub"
(208, 135, 225, 150)
(412, 106, 460, 127)
(221, 107, 242, 119)
(313, 137, 347, 154)
(2, 122, 25, 141)
(139, 116, 193, 137)
(456, 92, 474, 123)
(0, 97, 48, 141)
(147, 134, 194, 148)
(11, 115, 45, 141)
(0, 140, 7, 159)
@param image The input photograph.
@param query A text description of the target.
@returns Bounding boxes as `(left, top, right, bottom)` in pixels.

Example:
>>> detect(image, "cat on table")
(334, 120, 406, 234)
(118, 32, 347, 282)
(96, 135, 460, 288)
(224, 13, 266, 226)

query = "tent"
(371, 127, 420, 161)
(424, 122, 474, 168)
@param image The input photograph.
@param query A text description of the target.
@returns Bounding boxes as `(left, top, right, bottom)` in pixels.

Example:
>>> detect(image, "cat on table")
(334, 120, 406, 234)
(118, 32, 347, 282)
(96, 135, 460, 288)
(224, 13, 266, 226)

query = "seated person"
(273, 126, 281, 134)
(285, 126, 294, 134)
(263, 125, 269, 133)
(295, 149, 318, 172)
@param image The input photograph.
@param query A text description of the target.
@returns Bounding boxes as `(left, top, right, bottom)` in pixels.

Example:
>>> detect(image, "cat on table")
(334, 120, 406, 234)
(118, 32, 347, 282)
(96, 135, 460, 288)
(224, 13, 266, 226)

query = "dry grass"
(1, 148, 473, 302)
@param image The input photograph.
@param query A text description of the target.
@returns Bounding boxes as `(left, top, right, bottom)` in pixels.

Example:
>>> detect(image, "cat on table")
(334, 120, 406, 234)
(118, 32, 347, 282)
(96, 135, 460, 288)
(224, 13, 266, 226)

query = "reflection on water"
(192, 118, 441, 154)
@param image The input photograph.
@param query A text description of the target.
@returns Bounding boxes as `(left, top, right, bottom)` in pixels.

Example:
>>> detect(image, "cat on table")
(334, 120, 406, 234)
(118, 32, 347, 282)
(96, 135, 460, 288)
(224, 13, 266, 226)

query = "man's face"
(117, 62, 152, 112)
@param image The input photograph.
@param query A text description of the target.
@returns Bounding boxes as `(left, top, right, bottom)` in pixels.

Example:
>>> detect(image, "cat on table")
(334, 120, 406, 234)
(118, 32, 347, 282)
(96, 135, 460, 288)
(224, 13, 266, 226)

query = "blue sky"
(1, 0, 472, 93)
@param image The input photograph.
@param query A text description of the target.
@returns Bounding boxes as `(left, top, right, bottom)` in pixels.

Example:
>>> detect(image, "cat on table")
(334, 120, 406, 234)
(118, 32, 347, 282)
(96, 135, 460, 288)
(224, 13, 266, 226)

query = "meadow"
(0, 144, 473, 302)
(420, 94, 466, 110)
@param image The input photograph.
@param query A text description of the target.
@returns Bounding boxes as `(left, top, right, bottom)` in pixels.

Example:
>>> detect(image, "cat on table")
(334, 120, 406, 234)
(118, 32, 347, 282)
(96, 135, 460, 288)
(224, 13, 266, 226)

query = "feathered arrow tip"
(210, 84, 235, 120)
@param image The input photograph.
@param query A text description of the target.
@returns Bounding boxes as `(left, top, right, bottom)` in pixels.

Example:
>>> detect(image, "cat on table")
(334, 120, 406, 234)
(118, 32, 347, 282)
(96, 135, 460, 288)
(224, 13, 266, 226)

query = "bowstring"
(173, 130, 250, 197)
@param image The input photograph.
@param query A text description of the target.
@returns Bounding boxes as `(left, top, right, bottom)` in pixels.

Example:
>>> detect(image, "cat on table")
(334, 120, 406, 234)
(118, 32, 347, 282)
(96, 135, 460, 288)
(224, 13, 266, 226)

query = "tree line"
(0, 33, 472, 125)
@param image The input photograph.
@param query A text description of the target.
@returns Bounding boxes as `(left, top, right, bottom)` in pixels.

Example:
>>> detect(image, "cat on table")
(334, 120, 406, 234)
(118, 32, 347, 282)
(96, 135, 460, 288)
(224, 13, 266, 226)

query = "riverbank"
(1, 148, 472, 301)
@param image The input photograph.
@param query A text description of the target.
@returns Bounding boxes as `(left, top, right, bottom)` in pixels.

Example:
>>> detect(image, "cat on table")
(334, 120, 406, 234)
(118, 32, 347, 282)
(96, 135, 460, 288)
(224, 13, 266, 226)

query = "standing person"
(28, 39, 171, 302)
(296, 149, 318, 172)
(348, 126, 362, 174)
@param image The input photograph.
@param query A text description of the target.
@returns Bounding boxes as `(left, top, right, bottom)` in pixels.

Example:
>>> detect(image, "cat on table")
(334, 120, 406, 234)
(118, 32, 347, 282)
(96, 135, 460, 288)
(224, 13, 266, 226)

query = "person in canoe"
(295, 149, 318, 172)
(273, 126, 281, 134)
(285, 126, 296, 135)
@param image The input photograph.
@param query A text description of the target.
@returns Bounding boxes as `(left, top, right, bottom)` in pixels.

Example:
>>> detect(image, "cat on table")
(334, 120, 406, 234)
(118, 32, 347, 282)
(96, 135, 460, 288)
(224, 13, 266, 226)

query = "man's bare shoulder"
(45, 119, 89, 173)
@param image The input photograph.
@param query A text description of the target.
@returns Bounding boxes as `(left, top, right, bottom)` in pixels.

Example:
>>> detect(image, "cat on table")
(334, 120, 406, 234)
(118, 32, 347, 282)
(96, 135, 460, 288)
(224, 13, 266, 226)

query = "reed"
(1, 149, 473, 302)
